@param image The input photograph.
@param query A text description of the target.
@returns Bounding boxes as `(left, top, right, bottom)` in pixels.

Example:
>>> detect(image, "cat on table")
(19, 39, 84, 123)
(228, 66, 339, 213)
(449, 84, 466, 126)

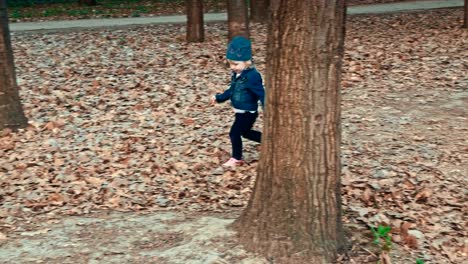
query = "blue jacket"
(215, 67, 265, 111)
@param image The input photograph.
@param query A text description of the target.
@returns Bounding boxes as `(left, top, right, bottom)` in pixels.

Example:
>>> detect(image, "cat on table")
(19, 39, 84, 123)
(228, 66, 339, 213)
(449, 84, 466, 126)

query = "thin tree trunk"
(464, 0, 468, 28)
(0, 0, 28, 131)
(186, 0, 204, 42)
(232, 0, 347, 263)
(249, 0, 269, 23)
(227, 0, 249, 40)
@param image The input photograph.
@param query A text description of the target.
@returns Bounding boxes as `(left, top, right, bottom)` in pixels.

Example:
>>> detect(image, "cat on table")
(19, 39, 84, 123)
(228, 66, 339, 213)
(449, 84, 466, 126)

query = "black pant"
(229, 112, 261, 160)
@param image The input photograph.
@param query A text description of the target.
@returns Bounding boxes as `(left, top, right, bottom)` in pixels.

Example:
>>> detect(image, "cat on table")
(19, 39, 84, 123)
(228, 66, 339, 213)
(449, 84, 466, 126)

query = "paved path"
(9, 0, 464, 33)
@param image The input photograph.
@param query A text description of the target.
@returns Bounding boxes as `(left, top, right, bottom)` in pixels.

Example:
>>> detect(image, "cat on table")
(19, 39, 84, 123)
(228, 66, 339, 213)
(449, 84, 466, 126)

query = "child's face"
(229, 61, 247, 74)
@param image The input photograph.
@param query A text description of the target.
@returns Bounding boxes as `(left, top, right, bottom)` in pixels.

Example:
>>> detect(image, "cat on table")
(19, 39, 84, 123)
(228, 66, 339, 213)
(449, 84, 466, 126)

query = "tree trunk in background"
(249, 0, 269, 23)
(464, 0, 467, 28)
(0, 0, 28, 131)
(232, 0, 347, 263)
(227, 0, 249, 40)
(79, 0, 97, 6)
(186, 0, 204, 42)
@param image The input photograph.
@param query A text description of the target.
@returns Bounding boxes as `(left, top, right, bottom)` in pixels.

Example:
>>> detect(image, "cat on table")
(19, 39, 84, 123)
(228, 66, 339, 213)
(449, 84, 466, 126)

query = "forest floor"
(1, 6, 467, 264)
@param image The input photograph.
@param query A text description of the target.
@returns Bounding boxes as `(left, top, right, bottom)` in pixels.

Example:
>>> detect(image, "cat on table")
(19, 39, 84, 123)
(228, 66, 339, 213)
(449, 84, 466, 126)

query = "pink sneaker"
(222, 158, 244, 168)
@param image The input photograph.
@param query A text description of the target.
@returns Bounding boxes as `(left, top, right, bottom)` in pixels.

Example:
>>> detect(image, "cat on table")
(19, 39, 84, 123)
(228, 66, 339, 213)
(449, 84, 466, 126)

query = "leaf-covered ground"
(1, 8, 467, 263)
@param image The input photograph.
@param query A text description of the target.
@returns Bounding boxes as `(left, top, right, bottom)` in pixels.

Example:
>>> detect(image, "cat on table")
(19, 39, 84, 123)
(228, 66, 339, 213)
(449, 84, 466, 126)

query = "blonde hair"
(227, 60, 253, 68)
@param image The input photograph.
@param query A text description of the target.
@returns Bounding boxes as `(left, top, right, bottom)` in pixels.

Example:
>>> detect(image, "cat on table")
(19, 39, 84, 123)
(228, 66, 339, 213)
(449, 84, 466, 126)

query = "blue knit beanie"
(226, 36, 252, 61)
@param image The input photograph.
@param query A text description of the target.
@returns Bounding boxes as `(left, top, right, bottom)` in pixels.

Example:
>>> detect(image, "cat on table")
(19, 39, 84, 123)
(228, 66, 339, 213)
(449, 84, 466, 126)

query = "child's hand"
(210, 96, 217, 105)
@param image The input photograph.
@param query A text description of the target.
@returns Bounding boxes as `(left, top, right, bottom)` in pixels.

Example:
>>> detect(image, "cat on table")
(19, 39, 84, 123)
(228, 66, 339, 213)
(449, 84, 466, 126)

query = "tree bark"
(186, 0, 204, 42)
(232, 0, 347, 263)
(227, 0, 249, 40)
(0, 0, 28, 131)
(464, 0, 467, 28)
(79, 0, 97, 6)
(249, 0, 269, 23)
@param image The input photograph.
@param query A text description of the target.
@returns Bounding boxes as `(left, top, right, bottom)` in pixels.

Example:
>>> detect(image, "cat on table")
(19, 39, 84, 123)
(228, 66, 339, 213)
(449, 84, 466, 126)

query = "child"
(211, 36, 265, 168)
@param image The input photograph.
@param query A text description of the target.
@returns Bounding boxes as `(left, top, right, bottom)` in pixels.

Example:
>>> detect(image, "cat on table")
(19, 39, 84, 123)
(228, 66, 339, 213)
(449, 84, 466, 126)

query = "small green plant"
(94, 9, 105, 15)
(42, 8, 63, 17)
(371, 226, 425, 264)
(66, 9, 91, 17)
(9, 9, 23, 19)
(371, 225, 392, 251)
(371, 225, 392, 264)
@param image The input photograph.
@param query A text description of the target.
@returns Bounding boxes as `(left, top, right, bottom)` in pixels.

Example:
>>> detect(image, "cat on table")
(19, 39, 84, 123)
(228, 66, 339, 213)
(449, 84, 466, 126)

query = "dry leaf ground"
(1, 8, 467, 264)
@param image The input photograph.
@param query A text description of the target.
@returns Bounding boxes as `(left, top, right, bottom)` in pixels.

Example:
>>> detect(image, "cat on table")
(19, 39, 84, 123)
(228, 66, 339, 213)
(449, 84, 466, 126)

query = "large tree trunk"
(186, 0, 204, 42)
(464, 0, 467, 28)
(227, 0, 249, 40)
(0, 0, 28, 131)
(78, 0, 97, 6)
(249, 0, 269, 23)
(232, 0, 347, 263)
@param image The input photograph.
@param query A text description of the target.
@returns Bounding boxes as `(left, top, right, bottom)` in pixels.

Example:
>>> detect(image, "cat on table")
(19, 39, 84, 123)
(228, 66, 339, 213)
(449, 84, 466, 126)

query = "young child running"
(211, 36, 265, 168)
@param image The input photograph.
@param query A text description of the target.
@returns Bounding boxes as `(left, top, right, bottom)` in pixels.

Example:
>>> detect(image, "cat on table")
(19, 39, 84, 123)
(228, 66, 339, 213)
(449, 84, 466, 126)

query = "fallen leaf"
(85, 177, 105, 186)
(414, 188, 432, 202)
